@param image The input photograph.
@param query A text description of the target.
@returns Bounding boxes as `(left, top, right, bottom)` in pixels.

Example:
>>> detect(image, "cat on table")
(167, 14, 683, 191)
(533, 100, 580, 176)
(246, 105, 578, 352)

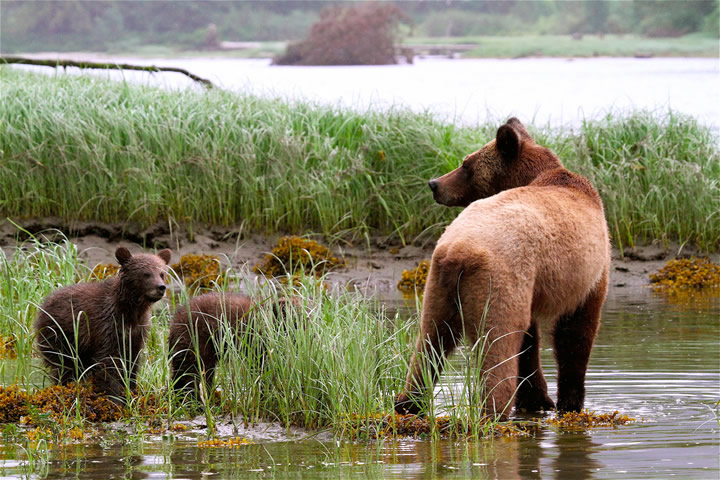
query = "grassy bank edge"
(1, 68, 719, 252)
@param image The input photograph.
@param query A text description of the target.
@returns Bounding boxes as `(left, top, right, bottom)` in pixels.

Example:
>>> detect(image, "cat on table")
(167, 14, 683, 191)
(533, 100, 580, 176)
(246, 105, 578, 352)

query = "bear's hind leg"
(515, 322, 555, 413)
(473, 308, 526, 419)
(553, 273, 607, 412)
(395, 265, 462, 415)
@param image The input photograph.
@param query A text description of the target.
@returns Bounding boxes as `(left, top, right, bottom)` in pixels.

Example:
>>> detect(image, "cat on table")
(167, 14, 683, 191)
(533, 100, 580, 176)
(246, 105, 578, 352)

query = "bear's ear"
(115, 247, 132, 265)
(157, 249, 172, 265)
(505, 117, 531, 139)
(496, 124, 521, 163)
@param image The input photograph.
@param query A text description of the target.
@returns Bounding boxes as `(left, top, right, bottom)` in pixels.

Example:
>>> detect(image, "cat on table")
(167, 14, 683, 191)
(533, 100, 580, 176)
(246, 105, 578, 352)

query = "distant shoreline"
(5, 33, 717, 61)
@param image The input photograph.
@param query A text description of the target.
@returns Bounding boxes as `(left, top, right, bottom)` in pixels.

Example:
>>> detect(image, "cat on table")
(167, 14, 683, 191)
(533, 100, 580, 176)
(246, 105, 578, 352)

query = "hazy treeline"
(2, 0, 718, 53)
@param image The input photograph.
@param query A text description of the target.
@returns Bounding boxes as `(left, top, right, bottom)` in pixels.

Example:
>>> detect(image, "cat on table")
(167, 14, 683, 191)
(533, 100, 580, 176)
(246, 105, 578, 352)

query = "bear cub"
(168, 292, 297, 398)
(35, 247, 171, 401)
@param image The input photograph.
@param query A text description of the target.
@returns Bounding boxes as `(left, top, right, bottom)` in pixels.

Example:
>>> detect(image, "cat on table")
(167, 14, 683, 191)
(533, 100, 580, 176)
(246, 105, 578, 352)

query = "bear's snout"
(148, 284, 167, 300)
(428, 179, 438, 193)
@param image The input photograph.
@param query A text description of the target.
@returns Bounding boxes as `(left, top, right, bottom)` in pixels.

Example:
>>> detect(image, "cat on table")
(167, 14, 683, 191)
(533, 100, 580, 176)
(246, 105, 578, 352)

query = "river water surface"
(1, 286, 717, 479)
(14, 57, 720, 130)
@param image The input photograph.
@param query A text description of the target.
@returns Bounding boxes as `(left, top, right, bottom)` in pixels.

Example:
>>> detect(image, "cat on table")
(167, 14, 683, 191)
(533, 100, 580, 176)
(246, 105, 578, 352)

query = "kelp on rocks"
(254, 236, 345, 278)
(650, 257, 720, 291)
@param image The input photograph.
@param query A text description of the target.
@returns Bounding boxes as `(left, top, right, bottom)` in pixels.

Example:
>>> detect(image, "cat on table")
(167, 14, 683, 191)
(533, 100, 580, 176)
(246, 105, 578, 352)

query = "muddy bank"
(2, 218, 717, 296)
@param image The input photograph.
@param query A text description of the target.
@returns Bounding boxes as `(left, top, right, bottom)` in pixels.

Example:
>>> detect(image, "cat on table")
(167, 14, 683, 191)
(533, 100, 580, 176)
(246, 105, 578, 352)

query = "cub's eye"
(144, 272, 152, 278)
(160, 272, 166, 280)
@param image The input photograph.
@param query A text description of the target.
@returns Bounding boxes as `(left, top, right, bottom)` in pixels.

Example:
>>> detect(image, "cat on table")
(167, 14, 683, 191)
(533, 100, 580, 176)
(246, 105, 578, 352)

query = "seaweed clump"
(649, 257, 720, 291)
(0, 383, 121, 425)
(0, 335, 17, 359)
(0, 385, 30, 423)
(344, 413, 529, 439)
(30, 383, 122, 423)
(90, 263, 119, 281)
(397, 260, 430, 296)
(254, 236, 345, 278)
(542, 410, 635, 431)
(172, 253, 224, 291)
(197, 436, 254, 448)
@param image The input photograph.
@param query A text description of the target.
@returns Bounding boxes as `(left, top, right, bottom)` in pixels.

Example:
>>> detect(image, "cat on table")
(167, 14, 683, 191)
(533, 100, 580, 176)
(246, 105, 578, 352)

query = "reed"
(2, 68, 718, 250)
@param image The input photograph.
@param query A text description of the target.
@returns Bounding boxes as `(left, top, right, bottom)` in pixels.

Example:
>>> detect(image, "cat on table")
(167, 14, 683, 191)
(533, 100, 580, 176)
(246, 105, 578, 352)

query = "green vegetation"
(2, 1, 717, 55)
(2, 68, 718, 251)
(409, 34, 719, 58)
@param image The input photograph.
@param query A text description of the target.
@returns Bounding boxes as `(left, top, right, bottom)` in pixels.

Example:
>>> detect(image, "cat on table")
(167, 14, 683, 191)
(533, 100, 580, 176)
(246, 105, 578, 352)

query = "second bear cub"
(169, 293, 296, 397)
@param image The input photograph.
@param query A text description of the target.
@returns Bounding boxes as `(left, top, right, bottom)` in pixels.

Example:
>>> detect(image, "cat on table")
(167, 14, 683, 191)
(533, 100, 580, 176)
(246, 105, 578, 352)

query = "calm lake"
(14, 57, 720, 130)
(1, 287, 718, 479)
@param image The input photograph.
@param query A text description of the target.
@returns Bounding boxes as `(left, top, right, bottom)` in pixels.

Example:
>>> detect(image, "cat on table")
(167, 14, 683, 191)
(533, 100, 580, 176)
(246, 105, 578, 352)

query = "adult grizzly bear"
(35, 247, 172, 401)
(396, 118, 610, 418)
(169, 293, 295, 397)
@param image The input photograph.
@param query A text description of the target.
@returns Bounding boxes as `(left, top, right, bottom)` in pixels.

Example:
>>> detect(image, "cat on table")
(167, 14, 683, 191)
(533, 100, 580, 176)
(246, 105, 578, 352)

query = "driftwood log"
(1, 56, 214, 88)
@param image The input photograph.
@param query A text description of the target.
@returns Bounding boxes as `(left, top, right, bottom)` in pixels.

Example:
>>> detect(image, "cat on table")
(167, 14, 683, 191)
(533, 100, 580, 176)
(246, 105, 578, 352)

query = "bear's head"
(428, 118, 562, 207)
(115, 247, 172, 302)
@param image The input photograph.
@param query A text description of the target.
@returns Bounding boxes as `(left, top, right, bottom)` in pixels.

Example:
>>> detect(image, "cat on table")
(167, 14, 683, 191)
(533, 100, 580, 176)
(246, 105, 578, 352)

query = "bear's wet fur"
(396, 118, 610, 419)
(34, 247, 172, 402)
(168, 293, 296, 398)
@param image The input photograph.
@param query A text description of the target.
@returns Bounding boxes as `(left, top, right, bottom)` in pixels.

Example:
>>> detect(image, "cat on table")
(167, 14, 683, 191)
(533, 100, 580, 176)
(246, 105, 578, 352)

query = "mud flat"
(3, 218, 716, 296)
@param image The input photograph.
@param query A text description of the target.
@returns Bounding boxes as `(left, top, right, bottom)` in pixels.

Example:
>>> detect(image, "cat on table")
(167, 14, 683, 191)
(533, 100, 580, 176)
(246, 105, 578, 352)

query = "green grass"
(15, 34, 715, 60)
(407, 34, 719, 58)
(1, 68, 718, 252)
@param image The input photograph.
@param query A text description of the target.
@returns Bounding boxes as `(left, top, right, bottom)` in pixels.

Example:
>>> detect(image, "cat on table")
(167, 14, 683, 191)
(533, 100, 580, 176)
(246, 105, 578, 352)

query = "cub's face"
(116, 248, 172, 302)
(428, 118, 551, 207)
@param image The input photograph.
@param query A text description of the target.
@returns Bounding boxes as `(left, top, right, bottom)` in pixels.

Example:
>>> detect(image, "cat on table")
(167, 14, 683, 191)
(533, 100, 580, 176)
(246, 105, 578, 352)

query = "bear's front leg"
(91, 348, 130, 403)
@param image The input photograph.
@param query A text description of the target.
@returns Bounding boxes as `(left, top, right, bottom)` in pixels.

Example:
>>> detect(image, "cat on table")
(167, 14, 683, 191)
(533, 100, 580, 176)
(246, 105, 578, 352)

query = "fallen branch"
(0, 56, 214, 89)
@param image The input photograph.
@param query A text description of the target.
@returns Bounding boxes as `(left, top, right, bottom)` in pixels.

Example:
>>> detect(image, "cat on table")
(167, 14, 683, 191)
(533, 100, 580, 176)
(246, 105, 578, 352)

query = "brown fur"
(34, 247, 171, 401)
(168, 293, 295, 397)
(397, 118, 610, 418)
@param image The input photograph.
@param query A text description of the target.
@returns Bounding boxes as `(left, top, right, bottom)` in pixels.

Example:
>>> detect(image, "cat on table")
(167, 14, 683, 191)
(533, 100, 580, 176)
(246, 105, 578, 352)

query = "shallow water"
(12, 57, 720, 130)
(1, 287, 718, 479)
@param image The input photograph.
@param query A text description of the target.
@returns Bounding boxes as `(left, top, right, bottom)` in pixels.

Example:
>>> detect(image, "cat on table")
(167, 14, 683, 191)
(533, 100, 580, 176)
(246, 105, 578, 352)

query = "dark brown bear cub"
(169, 293, 294, 398)
(35, 247, 172, 401)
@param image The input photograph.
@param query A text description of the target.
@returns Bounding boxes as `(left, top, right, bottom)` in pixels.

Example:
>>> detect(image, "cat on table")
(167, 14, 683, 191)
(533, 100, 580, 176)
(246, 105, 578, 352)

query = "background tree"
(274, 4, 409, 66)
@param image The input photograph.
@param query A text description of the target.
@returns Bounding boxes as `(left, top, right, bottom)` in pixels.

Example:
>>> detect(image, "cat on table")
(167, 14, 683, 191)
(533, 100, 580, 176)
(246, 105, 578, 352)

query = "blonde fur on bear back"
(437, 184, 610, 320)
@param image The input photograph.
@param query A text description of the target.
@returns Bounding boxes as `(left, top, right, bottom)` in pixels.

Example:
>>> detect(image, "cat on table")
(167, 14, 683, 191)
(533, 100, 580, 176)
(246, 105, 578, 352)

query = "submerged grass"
(1, 68, 719, 251)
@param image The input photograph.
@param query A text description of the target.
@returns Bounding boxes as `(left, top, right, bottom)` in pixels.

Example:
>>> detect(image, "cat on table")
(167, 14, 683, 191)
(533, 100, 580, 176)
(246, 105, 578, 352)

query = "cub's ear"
(157, 249, 172, 265)
(115, 247, 132, 265)
(496, 123, 521, 162)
